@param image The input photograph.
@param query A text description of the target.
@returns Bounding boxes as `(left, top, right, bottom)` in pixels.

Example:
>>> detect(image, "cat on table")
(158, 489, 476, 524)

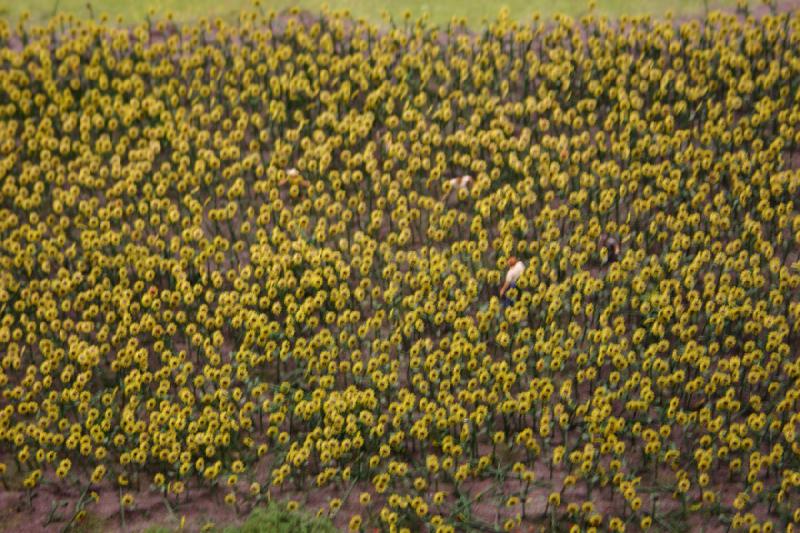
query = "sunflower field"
(1, 2, 800, 532)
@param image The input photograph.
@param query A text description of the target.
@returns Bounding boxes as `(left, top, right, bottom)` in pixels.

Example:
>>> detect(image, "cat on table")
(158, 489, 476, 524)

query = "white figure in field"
(442, 175, 473, 200)
(500, 256, 525, 309)
(278, 167, 311, 189)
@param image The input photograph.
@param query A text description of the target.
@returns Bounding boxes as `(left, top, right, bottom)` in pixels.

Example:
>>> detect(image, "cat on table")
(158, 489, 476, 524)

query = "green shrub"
(223, 503, 338, 533)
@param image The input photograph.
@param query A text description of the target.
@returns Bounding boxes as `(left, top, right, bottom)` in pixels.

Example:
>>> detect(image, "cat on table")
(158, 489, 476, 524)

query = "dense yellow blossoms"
(1, 3, 800, 532)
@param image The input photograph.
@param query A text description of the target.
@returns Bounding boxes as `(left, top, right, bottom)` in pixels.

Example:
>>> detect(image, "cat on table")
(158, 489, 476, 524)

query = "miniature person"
(500, 256, 525, 309)
(441, 175, 473, 200)
(599, 234, 620, 264)
(278, 167, 311, 189)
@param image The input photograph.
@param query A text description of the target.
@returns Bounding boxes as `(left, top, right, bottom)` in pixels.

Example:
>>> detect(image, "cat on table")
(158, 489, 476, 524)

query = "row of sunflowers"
(1, 3, 800, 532)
